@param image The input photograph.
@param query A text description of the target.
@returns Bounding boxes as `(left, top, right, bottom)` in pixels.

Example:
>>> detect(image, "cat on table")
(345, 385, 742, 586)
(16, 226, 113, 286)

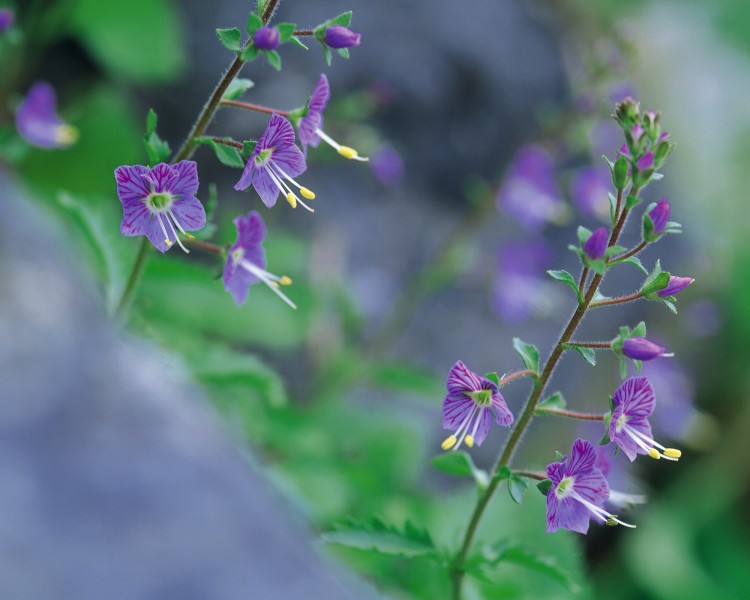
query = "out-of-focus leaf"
(222, 78, 254, 101)
(322, 518, 437, 558)
(431, 452, 489, 487)
(368, 363, 442, 397)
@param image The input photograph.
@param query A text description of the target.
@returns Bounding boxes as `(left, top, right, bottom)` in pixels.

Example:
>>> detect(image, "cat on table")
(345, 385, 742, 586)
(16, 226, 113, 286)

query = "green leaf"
(484, 372, 500, 386)
(241, 140, 258, 159)
(239, 45, 260, 61)
(546, 270, 583, 303)
(631, 321, 647, 337)
(216, 27, 242, 52)
(608, 192, 618, 225)
(277, 22, 296, 43)
(322, 518, 437, 558)
(195, 138, 245, 168)
(496, 546, 580, 593)
(598, 430, 611, 445)
(289, 36, 309, 50)
(246, 12, 263, 34)
(328, 10, 353, 27)
(512, 338, 539, 373)
(431, 452, 489, 487)
(536, 479, 553, 495)
(625, 194, 643, 209)
(576, 225, 592, 244)
(256, 0, 268, 16)
(554, 451, 564, 462)
(143, 108, 171, 165)
(264, 49, 281, 71)
(222, 78, 254, 101)
(615, 255, 648, 274)
(369, 363, 442, 397)
(507, 474, 529, 504)
(564, 344, 597, 366)
(604, 245, 628, 259)
(538, 392, 566, 411)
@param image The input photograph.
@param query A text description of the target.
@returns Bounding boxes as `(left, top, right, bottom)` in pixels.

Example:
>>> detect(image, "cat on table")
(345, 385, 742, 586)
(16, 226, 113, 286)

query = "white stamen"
(167, 209, 189, 236)
(622, 425, 678, 461)
(314, 128, 369, 161)
(453, 404, 480, 450)
(268, 162, 315, 212)
(239, 259, 297, 309)
(570, 490, 636, 528)
(164, 215, 189, 253)
(155, 213, 172, 247)
(264, 164, 314, 213)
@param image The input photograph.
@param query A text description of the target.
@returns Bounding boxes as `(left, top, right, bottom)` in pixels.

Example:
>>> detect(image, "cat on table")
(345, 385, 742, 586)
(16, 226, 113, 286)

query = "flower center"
(467, 389, 493, 406)
(146, 192, 173, 211)
(615, 413, 628, 433)
(556, 476, 575, 499)
(255, 148, 274, 166)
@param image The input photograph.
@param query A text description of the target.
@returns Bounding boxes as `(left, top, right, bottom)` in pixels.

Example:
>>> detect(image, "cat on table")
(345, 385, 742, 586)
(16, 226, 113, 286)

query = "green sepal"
(336, 47, 350, 60)
(263, 49, 281, 70)
(216, 27, 242, 52)
(144, 108, 171, 165)
(633, 358, 643, 373)
(538, 392, 566, 411)
(547, 269, 583, 304)
(658, 297, 678, 314)
(484, 372, 500, 386)
(246, 12, 263, 35)
(554, 451, 565, 462)
(613, 155, 630, 189)
(563, 344, 597, 366)
(513, 338, 539, 373)
(608, 192, 618, 225)
(239, 45, 260, 61)
(610, 255, 648, 274)
(321, 43, 332, 66)
(326, 10, 353, 27)
(222, 78, 254, 101)
(289, 37, 309, 50)
(577, 225, 592, 245)
(536, 479, 553, 496)
(508, 474, 529, 504)
(598, 429, 611, 445)
(625, 194, 643, 210)
(641, 259, 671, 297)
(277, 22, 296, 43)
(632, 321, 647, 337)
(195, 137, 245, 168)
(619, 356, 628, 379)
(587, 258, 607, 276)
(604, 245, 628, 259)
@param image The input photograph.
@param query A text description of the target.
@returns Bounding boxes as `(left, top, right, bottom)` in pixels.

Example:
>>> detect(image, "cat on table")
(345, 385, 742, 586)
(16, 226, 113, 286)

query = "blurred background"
(1, 0, 749, 598)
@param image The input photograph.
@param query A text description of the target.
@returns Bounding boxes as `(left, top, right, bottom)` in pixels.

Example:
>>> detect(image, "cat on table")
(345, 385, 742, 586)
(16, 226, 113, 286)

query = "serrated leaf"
(546, 270, 583, 303)
(431, 452, 489, 487)
(507, 474, 529, 504)
(246, 12, 263, 34)
(216, 27, 242, 52)
(264, 49, 281, 71)
(277, 22, 295, 43)
(322, 518, 437, 558)
(538, 392, 566, 411)
(143, 108, 170, 165)
(512, 338, 539, 373)
(196, 138, 245, 168)
(565, 345, 597, 366)
(222, 78, 254, 101)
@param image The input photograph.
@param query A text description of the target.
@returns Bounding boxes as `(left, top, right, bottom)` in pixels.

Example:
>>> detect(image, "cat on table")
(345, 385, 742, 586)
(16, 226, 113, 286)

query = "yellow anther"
(664, 448, 682, 459)
(165, 239, 172, 246)
(337, 146, 359, 159)
(286, 192, 297, 208)
(648, 448, 661, 460)
(270, 281, 279, 289)
(279, 276, 292, 286)
(184, 233, 195, 240)
(56, 124, 79, 145)
(441, 435, 457, 451)
(465, 435, 475, 448)
(300, 187, 315, 200)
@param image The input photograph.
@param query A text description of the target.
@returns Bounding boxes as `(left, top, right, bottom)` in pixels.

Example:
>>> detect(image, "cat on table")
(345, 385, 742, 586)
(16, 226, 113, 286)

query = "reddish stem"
(567, 340, 611, 348)
(590, 291, 643, 308)
(220, 99, 289, 116)
(535, 408, 605, 421)
(611, 240, 648, 263)
(293, 29, 315, 37)
(514, 470, 547, 481)
(186, 239, 223, 254)
(499, 369, 537, 386)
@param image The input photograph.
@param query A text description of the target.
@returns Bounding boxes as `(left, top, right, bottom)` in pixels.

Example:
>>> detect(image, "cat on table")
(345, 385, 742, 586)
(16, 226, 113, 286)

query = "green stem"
(114, 237, 151, 321)
(449, 187, 636, 599)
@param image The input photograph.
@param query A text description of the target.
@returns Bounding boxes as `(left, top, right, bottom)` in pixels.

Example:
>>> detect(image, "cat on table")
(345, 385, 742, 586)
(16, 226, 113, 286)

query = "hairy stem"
(293, 28, 315, 37)
(204, 136, 245, 149)
(450, 187, 636, 599)
(513, 470, 547, 481)
(535, 408, 605, 421)
(220, 99, 289, 116)
(612, 240, 647, 263)
(566, 340, 611, 348)
(499, 369, 537, 386)
(589, 291, 642, 308)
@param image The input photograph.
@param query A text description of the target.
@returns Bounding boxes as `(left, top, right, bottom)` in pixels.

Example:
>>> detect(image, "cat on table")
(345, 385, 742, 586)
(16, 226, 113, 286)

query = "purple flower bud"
(0, 8, 14, 33)
(583, 227, 608, 260)
(658, 131, 669, 142)
(658, 276, 694, 297)
(323, 25, 362, 49)
(648, 198, 670, 234)
(630, 123, 645, 143)
(370, 145, 404, 186)
(623, 337, 666, 361)
(253, 26, 280, 50)
(636, 152, 654, 171)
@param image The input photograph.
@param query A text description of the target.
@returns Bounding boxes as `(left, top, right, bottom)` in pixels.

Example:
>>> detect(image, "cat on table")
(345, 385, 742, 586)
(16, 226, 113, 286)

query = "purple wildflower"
(630, 123, 645, 144)
(253, 26, 280, 50)
(570, 166, 610, 220)
(583, 227, 608, 260)
(497, 145, 564, 231)
(657, 276, 694, 297)
(636, 152, 654, 171)
(595, 445, 647, 509)
(370, 145, 404, 186)
(546, 438, 634, 534)
(609, 377, 681, 462)
(297, 74, 368, 161)
(648, 198, 670, 234)
(234, 113, 314, 211)
(115, 161, 206, 253)
(441, 361, 513, 451)
(622, 337, 668, 361)
(223, 211, 296, 309)
(323, 25, 361, 49)
(15, 82, 78, 149)
(0, 8, 14, 33)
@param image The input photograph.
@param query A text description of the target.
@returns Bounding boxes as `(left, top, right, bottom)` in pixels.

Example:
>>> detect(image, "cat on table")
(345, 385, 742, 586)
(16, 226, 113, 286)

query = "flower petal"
(546, 461, 565, 486)
(145, 213, 174, 253)
(442, 394, 473, 430)
(549, 496, 591, 534)
(491, 391, 514, 426)
(470, 407, 494, 446)
(171, 195, 206, 232)
(143, 163, 177, 193)
(223, 258, 258, 305)
(258, 113, 297, 151)
(231, 211, 267, 269)
(251, 167, 280, 208)
(272, 144, 306, 178)
(115, 164, 150, 205)
(573, 470, 609, 505)
(446, 360, 483, 396)
(234, 161, 256, 192)
(613, 417, 653, 462)
(615, 376, 655, 418)
(565, 438, 596, 478)
(171, 160, 199, 198)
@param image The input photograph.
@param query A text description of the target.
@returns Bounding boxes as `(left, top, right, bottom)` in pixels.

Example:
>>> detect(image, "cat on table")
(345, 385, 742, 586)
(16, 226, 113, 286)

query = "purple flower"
(370, 145, 404, 186)
(253, 26, 280, 50)
(491, 239, 556, 323)
(657, 276, 694, 297)
(323, 25, 361, 49)
(115, 161, 206, 253)
(0, 8, 14, 33)
(223, 211, 296, 309)
(630, 123, 645, 144)
(639, 360, 696, 440)
(583, 227, 608, 260)
(546, 438, 633, 534)
(297, 74, 368, 161)
(570, 166, 610, 220)
(636, 152, 654, 171)
(622, 337, 667, 361)
(609, 377, 681, 462)
(648, 198, 670, 234)
(441, 361, 513, 450)
(234, 113, 314, 211)
(15, 82, 78, 149)
(595, 445, 647, 509)
(497, 145, 564, 231)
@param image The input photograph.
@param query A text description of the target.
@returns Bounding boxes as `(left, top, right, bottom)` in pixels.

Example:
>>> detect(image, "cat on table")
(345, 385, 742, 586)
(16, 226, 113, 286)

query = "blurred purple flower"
(15, 82, 78, 149)
(658, 275, 694, 297)
(639, 359, 696, 440)
(607, 81, 638, 106)
(622, 337, 667, 361)
(595, 445, 647, 509)
(370, 146, 404, 186)
(253, 26, 280, 50)
(685, 299, 722, 338)
(441, 361, 513, 451)
(546, 438, 633, 534)
(571, 166, 610, 221)
(609, 377, 681, 462)
(648, 198, 670, 234)
(114, 161, 205, 253)
(223, 211, 296, 309)
(583, 227, 608, 260)
(0, 8, 13, 33)
(491, 239, 556, 323)
(636, 152, 654, 171)
(235, 114, 314, 211)
(323, 25, 361, 49)
(497, 145, 564, 231)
